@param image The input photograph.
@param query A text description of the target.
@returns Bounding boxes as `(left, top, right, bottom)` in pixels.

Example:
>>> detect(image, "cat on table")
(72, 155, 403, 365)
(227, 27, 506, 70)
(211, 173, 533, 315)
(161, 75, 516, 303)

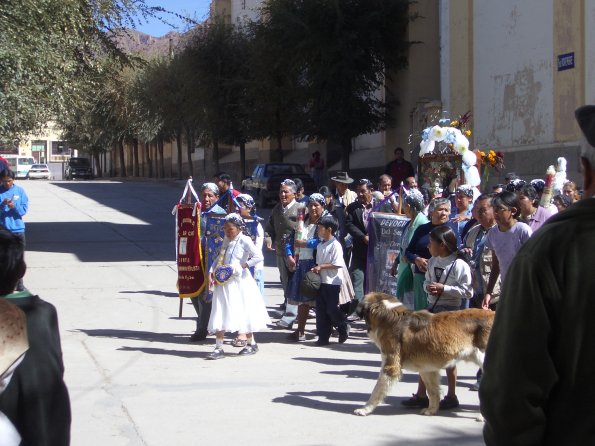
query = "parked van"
(2, 155, 36, 179)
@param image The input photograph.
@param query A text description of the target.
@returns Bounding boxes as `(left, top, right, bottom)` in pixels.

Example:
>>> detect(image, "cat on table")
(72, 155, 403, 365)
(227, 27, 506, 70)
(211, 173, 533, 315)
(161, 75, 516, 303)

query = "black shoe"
(189, 330, 208, 343)
(338, 324, 350, 344)
(315, 339, 330, 346)
(401, 394, 429, 408)
(206, 347, 224, 360)
(439, 395, 459, 410)
(238, 344, 258, 356)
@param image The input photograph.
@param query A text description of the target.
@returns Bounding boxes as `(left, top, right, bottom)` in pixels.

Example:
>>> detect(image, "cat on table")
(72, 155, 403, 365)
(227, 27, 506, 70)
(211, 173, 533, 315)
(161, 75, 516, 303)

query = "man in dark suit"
(345, 179, 379, 309)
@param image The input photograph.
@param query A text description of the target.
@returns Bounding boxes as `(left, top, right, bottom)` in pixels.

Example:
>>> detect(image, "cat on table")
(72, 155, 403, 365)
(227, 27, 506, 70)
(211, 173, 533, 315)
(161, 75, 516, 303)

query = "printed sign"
(366, 212, 410, 295)
(557, 52, 575, 71)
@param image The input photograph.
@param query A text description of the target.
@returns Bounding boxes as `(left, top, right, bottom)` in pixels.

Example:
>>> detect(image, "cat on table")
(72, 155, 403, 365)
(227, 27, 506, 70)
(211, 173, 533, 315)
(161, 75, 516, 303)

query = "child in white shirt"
(311, 215, 349, 346)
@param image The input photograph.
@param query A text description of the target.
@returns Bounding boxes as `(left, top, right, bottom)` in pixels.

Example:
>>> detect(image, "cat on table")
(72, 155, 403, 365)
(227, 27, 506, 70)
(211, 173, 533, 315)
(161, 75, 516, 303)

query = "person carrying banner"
(189, 183, 227, 343)
(345, 179, 379, 312)
(393, 189, 428, 309)
(206, 214, 270, 359)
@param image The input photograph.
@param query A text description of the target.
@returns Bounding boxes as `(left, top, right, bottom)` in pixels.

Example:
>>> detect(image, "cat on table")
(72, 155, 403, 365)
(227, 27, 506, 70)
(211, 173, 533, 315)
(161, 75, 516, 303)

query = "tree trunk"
(176, 130, 183, 178)
(118, 139, 127, 177)
(186, 128, 194, 178)
(239, 140, 246, 181)
(275, 132, 283, 162)
(340, 137, 351, 172)
(93, 152, 102, 177)
(132, 138, 139, 177)
(145, 141, 153, 178)
(158, 137, 165, 179)
(213, 139, 220, 176)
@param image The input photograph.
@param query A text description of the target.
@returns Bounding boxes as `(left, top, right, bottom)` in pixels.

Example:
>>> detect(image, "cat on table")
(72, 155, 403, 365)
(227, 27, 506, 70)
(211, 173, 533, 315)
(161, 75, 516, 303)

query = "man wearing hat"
(330, 172, 357, 265)
(480, 106, 595, 445)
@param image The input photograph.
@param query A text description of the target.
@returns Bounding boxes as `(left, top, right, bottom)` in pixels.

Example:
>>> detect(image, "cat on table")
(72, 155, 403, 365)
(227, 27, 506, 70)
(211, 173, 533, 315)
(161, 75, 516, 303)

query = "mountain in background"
(115, 29, 184, 57)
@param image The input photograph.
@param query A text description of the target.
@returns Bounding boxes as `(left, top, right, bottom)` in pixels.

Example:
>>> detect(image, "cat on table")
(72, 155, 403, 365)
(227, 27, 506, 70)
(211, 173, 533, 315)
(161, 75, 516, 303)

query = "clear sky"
(134, 1, 212, 37)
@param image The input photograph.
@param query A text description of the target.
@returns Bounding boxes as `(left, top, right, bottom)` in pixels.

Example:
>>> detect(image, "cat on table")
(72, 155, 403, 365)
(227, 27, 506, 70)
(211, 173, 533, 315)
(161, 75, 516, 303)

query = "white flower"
(429, 125, 446, 142)
(453, 131, 469, 153)
(419, 139, 435, 156)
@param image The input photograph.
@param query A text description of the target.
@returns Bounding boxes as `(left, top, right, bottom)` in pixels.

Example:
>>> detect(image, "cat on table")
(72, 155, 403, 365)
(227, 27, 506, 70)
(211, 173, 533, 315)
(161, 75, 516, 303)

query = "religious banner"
(175, 203, 205, 298)
(365, 212, 410, 295)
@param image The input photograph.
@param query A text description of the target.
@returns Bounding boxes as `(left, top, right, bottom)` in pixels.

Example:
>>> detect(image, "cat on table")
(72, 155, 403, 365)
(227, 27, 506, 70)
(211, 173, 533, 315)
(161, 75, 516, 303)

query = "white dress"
(208, 233, 271, 333)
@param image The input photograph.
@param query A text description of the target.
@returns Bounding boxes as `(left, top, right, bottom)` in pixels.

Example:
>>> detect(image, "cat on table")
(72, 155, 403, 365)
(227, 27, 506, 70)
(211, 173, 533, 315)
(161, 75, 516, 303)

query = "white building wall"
(473, 0, 554, 149)
(230, 0, 262, 24)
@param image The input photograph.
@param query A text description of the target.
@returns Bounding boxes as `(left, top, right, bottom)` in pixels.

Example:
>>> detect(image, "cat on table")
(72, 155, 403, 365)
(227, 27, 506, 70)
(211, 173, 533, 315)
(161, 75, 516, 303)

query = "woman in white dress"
(207, 213, 270, 359)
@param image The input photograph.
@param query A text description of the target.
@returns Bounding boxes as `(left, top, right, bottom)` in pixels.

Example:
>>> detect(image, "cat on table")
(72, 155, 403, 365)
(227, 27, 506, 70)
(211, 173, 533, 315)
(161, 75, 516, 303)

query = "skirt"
(208, 269, 271, 333)
(287, 258, 317, 306)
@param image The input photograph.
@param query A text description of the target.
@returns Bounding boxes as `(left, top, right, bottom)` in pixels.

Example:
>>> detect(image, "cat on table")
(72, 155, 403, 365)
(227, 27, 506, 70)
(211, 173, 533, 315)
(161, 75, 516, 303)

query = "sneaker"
(401, 394, 429, 408)
(307, 309, 316, 319)
(439, 395, 459, 410)
(275, 320, 293, 330)
(338, 324, 350, 344)
(206, 347, 224, 360)
(470, 380, 480, 391)
(238, 344, 258, 356)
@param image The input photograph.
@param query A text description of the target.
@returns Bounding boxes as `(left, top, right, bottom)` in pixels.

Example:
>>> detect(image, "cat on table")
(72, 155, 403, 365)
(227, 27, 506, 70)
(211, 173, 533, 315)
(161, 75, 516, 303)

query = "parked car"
(26, 164, 51, 180)
(64, 157, 92, 180)
(241, 163, 317, 207)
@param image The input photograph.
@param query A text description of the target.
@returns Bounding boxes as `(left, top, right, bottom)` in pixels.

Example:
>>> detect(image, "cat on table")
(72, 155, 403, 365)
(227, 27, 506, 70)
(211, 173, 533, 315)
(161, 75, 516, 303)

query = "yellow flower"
(465, 130, 472, 136)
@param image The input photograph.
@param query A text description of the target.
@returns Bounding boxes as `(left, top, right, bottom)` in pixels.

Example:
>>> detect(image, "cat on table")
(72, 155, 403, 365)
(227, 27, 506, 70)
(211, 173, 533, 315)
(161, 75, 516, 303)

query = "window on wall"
(51, 141, 70, 155)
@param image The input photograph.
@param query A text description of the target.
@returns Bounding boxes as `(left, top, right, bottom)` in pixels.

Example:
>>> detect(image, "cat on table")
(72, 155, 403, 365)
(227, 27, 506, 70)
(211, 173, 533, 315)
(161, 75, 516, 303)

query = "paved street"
(21, 179, 485, 445)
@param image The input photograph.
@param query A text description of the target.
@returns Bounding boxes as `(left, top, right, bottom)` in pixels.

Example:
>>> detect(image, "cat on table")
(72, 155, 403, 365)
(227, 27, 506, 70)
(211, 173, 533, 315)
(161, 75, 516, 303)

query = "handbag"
(429, 259, 458, 313)
(213, 264, 234, 285)
(299, 270, 322, 299)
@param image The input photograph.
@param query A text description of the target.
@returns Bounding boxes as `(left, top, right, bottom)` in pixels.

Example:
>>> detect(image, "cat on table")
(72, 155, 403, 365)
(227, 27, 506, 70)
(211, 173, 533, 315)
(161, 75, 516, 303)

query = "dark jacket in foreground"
(480, 198, 595, 445)
(0, 292, 71, 446)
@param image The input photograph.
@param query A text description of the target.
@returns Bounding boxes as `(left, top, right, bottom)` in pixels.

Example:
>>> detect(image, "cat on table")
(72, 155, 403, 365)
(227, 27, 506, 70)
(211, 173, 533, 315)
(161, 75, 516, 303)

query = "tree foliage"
(0, 0, 165, 139)
(260, 0, 415, 169)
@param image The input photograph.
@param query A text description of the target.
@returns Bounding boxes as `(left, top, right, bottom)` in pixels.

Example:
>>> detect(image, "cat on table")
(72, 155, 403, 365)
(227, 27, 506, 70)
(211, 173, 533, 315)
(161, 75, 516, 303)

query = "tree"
(260, 0, 416, 170)
(183, 20, 252, 177)
(0, 0, 181, 139)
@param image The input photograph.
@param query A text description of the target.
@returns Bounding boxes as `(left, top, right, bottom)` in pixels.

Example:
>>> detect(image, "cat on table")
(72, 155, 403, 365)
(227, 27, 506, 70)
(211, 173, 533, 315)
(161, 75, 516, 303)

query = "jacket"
(480, 198, 595, 445)
(0, 184, 28, 233)
(345, 199, 377, 269)
(265, 201, 298, 256)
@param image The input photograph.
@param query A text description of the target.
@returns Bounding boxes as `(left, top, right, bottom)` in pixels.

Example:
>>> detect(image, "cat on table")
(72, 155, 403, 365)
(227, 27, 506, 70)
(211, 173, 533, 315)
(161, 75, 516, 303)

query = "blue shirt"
(0, 183, 28, 233)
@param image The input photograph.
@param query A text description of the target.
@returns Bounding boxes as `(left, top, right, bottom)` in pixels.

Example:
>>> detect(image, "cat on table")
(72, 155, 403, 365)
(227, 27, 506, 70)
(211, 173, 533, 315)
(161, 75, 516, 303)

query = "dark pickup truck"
(241, 163, 317, 207)
(64, 157, 92, 180)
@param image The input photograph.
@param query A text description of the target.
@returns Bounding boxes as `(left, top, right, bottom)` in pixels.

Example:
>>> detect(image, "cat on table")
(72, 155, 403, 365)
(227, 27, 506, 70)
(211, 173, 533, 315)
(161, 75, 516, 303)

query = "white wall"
(230, 0, 262, 24)
(473, 0, 554, 149)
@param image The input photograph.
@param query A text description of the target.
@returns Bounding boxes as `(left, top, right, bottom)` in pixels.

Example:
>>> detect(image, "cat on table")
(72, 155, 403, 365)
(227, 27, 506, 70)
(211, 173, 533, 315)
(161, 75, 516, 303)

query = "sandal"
(232, 338, 248, 347)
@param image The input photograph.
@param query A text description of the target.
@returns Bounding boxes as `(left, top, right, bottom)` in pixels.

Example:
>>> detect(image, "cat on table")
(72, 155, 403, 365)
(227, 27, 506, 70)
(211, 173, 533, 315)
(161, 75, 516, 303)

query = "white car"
(26, 164, 52, 180)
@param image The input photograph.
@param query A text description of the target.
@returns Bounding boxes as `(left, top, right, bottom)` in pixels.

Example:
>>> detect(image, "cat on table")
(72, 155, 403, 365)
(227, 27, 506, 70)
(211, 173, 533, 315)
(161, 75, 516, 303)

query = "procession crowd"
(0, 104, 593, 445)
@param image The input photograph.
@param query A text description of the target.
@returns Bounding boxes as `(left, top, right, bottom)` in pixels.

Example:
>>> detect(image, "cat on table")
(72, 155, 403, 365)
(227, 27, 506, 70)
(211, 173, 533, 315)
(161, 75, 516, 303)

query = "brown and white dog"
(353, 292, 494, 416)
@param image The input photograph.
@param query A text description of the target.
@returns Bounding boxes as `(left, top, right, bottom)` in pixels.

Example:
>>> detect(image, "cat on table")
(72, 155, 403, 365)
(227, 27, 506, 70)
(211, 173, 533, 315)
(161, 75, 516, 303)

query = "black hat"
(331, 171, 354, 184)
(575, 105, 595, 148)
